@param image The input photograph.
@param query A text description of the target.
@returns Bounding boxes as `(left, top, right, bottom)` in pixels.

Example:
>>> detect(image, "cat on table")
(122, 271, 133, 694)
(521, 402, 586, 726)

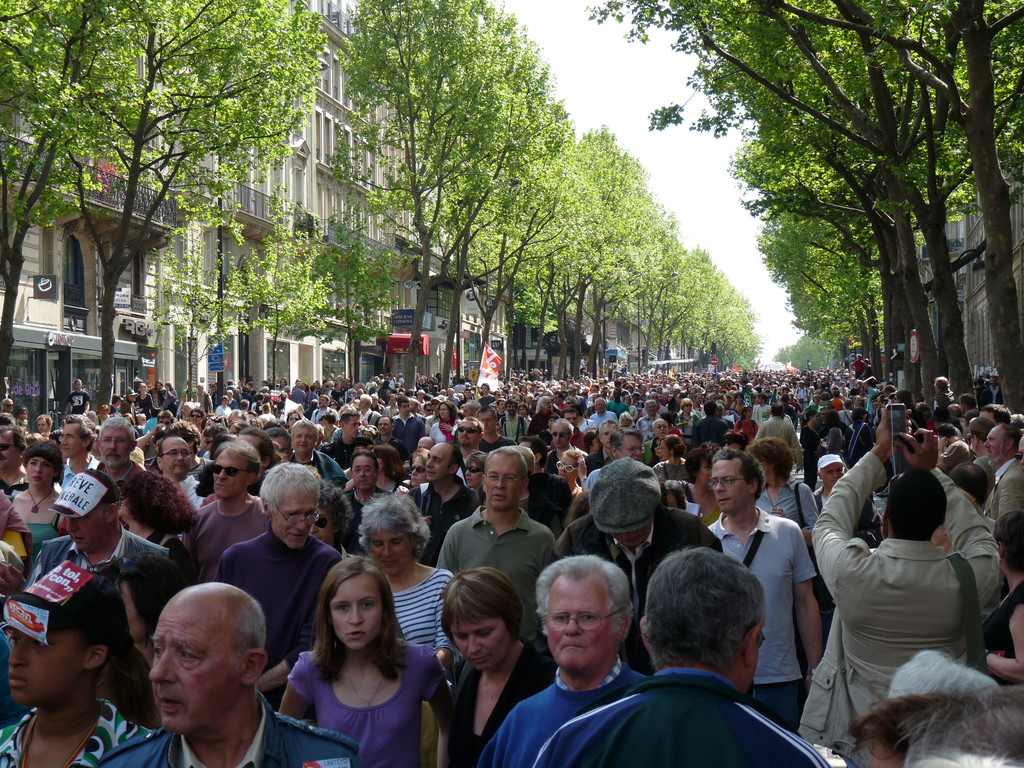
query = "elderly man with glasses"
(216, 463, 341, 709)
(479, 556, 644, 768)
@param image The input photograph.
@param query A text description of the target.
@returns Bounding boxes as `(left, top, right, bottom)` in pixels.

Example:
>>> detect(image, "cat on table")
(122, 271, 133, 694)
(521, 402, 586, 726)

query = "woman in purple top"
(280, 557, 454, 768)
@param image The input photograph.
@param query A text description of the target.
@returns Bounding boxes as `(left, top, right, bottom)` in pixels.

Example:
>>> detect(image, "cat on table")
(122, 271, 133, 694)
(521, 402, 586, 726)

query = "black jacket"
(555, 505, 722, 674)
(410, 480, 479, 566)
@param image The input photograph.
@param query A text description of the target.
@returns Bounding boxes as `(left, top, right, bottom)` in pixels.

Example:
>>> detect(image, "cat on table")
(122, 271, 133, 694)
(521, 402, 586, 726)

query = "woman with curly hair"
(118, 472, 197, 583)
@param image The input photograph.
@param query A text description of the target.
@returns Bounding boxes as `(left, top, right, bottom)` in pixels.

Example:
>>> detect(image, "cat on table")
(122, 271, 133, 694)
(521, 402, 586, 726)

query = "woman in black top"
(985, 509, 1024, 683)
(442, 568, 556, 768)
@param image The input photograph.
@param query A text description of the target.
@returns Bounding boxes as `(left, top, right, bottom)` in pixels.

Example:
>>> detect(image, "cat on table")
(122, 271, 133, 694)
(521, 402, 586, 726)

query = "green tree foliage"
(153, 203, 236, 399)
(0, 0, 325, 403)
(340, 0, 565, 384)
(228, 197, 332, 384)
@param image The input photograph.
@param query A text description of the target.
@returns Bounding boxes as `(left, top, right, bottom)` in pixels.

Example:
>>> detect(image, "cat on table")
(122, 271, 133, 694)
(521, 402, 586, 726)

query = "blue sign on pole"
(209, 341, 225, 372)
(850, 353, 856, 363)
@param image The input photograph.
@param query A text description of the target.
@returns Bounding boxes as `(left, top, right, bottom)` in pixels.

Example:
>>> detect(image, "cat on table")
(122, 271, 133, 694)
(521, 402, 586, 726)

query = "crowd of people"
(0, 363, 1018, 766)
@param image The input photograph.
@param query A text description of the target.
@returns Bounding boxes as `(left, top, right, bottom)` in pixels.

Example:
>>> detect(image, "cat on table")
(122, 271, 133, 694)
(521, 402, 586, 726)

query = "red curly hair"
(121, 471, 196, 535)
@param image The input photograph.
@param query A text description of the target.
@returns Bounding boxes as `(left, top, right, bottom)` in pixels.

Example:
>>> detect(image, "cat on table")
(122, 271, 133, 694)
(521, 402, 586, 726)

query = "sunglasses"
(459, 427, 481, 434)
(314, 514, 329, 529)
(556, 461, 577, 471)
(212, 465, 245, 477)
(465, 466, 484, 474)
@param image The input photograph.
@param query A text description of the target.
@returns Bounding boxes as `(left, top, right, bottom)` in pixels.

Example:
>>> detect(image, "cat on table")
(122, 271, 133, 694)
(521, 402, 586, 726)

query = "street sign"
(710, 357, 719, 367)
(850, 352, 856, 363)
(909, 329, 920, 364)
(208, 341, 225, 373)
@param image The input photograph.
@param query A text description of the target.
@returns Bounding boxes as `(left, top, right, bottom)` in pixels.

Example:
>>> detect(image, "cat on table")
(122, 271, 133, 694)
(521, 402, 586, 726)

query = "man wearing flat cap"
(555, 457, 720, 674)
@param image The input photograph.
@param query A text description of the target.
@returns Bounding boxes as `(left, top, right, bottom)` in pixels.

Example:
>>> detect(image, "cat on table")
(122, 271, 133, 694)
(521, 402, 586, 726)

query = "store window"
(71, 353, 101, 402)
(323, 349, 346, 381)
(266, 340, 290, 384)
(8, 348, 45, 420)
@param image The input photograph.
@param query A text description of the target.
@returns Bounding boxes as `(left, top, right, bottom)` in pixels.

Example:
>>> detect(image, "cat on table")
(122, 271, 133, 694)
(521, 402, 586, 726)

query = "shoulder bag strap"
(743, 529, 765, 568)
(946, 552, 987, 674)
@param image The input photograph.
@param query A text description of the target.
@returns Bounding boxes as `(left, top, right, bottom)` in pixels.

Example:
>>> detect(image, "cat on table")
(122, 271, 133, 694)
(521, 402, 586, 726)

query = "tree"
(61, 0, 324, 404)
(152, 204, 236, 399)
(340, 0, 564, 384)
(228, 197, 332, 384)
(319, 203, 405, 380)
(778, 336, 838, 371)
(593, 0, 989, 396)
(0, 0, 108, 398)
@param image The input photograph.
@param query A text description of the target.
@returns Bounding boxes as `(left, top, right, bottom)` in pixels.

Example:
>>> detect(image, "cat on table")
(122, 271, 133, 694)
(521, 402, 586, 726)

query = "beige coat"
(799, 453, 999, 762)
(756, 415, 803, 465)
(986, 458, 1024, 520)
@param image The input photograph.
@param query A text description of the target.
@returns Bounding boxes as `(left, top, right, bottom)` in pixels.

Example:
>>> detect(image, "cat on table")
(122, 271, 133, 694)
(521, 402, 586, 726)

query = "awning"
(386, 333, 429, 355)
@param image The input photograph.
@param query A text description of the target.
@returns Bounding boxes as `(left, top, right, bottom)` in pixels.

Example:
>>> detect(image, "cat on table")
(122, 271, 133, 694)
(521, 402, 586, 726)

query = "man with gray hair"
(103, 583, 362, 768)
(531, 549, 830, 768)
(478, 556, 645, 768)
(96, 415, 145, 487)
(215, 462, 342, 708)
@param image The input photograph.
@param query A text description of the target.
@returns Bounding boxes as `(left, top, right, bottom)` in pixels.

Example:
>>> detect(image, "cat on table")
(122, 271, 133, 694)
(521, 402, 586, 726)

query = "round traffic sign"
(710, 357, 719, 367)
(909, 329, 919, 364)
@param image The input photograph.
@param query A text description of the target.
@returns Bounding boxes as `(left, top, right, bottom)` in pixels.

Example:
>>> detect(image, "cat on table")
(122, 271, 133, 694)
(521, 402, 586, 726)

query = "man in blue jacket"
(531, 548, 830, 768)
(102, 582, 363, 768)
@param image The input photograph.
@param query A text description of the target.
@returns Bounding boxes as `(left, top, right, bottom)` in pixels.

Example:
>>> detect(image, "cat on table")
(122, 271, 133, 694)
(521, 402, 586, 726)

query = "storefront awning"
(386, 333, 429, 355)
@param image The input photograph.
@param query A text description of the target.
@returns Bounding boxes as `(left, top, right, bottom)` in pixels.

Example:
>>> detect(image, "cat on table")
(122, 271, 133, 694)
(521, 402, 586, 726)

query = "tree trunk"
(573, 284, 586, 378)
(961, 20, 1024, 410)
(0, 235, 27, 401)
(907, 186, 973, 394)
(890, 203, 937, 395)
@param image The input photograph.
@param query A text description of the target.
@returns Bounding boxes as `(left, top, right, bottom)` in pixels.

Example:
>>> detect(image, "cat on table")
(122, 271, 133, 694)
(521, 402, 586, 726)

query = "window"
(427, 283, 454, 319)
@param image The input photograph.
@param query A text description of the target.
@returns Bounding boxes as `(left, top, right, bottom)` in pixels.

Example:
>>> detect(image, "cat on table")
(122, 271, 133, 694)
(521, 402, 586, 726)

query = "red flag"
(452, 348, 457, 372)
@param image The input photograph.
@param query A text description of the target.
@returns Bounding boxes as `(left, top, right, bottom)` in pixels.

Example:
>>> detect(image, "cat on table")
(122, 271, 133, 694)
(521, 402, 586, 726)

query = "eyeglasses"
(276, 509, 318, 525)
(465, 466, 484, 474)
(160, 449, 191, 458)
(212, 465, 246, 477)
(410, 466, 427, 473)
(459, 427, 481, 434)
(545, 611, 619, 631)
(313, 514, 329, 529)
(709, 476, 744, 489)
(555, 461, 577, 472)
(551, 432, 570, 438)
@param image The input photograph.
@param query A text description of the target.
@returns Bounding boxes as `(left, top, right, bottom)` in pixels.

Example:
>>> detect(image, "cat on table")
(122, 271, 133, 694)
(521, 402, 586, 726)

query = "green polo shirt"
(437, 506, 555, 640)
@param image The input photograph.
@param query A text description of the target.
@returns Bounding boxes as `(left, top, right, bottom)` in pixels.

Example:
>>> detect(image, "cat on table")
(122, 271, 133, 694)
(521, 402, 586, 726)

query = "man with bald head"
(103, 582, 363, 768)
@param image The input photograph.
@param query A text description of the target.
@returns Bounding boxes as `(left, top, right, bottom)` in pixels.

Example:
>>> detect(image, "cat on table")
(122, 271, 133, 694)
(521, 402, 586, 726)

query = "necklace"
(20, 716, 98, 768)
(345, 669, 384, 707)
(25, 489, 49, 516)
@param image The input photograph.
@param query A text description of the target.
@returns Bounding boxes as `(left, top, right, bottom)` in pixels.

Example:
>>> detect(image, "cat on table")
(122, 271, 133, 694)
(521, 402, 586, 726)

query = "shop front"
(8, 325, 143, 422)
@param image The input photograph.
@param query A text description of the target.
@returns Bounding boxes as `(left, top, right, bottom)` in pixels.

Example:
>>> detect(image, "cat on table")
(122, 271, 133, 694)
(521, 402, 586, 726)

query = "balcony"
(320, 0, 355, 35)
(1, 136, 177, 227)
(84, 166, 178, 228)
(64, 282, 85, 307)
(230, 183, 269, 221)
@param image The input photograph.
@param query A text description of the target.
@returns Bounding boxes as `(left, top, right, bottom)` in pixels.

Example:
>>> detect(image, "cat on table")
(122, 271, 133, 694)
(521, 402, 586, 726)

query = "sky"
(501, 0, 799, 361)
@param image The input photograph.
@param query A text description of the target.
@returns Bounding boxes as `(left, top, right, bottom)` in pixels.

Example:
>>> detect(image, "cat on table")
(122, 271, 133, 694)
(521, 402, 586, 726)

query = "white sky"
(501, 0, 799, 360)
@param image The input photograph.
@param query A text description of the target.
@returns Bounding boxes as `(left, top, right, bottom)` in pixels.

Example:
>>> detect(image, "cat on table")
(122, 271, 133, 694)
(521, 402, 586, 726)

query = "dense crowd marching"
(0, 363, 1019, 767)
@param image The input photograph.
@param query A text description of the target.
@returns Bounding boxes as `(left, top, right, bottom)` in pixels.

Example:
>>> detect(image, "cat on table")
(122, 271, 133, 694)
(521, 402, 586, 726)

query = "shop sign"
(46, 331, 75, 347)
(118, 316, 155, 339)
(33, 275, 59, 300)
